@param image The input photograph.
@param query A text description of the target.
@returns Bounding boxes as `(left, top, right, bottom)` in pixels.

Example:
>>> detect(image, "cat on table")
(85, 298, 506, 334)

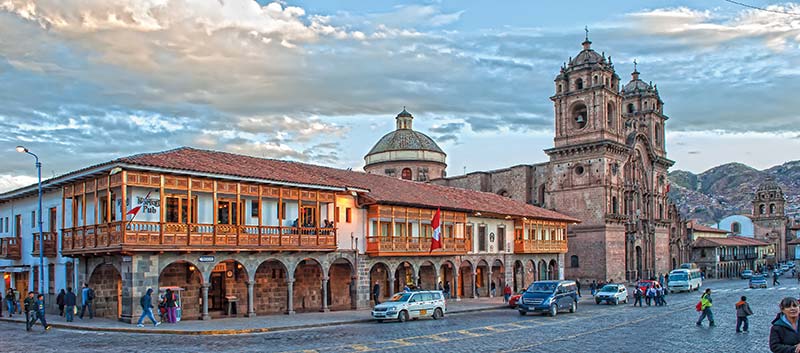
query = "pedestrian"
(659, 284, 667, 306)
(79, 282, 95, 319)
(696, 288, 715, 327)
(23, 291, 35, 331)
(633, 286, 643, 307)
(575, 279, 582, 297)
(735, 296, 753, 333)
(64, 287, 76, 322)
(443, 281, 451, 299)
(770, 297, 800, 353)
(658, 273, 665, 287)
(372, 281, 381, 305)
(165, 288, 178, 323)
(654, 284, 663, 306)
(56, 289, 65, 316)
(4, 289, 13, 318)
(646, 286, 655, 306)
(503, 284, 512, 303)
(28, 294, 50, 331)
(13, 288, 20, 314)
(403, 284, 411, 292)
(590, 280, 597, 297)
(137, 288, 161, 327)
(490, 281, 496, 297)
(775, 271, 782, 286)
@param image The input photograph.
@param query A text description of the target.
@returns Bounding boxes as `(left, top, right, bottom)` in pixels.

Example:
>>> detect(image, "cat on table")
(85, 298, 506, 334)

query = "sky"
(0, 0, 799, 192)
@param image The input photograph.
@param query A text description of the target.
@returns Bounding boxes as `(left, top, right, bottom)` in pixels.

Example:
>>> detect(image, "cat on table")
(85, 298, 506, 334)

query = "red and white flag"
(127, 191, 152, 218)
(429, 208, 442, 253)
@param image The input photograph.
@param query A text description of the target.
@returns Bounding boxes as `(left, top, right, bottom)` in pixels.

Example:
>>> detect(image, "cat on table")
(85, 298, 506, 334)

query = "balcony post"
(257, 185, 263, 246)
(187, 178, 193, 246)
(315, 191, 320, 246)
(212, 181, 217, 245)
(236, 183, 241, 246)
(121, 171, 127, 244)
(160, 175, 165, 246)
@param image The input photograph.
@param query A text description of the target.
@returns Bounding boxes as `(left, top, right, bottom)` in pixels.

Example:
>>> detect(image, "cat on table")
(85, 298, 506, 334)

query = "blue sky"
(0, 0, 799, 191)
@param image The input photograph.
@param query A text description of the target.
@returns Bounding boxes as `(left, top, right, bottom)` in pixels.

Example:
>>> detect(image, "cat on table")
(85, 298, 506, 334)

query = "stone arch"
(394, 261, 416, 292)
(770, 203, 776, 214)
(513, 260, 524, 292)
(526, 259, 536, 286)
(538, 260, 547, 280)
(491, 259, 505, 295)
(254, 259, 289, 314)
(328, 258, 355, 311)
(548, 259, 558, 280)
(87, 263, 122, 319)
(418, 260, 437, 290)
(459, 260, 474, 298)
(158, 260, 203, 320)
(206, 258, 249, 316)
(571, 101, 588, 129)
(476, 259, 490, 297)
(369, 262, 391, 303)
(293, 258, 324, 313)
(438, 260, 456, 298)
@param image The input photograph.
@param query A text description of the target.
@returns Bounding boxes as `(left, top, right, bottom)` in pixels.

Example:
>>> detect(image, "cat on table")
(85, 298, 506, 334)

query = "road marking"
(350, 344, 371, 351)
(389, 339, 413, 346)
(457, 329, 483, 337)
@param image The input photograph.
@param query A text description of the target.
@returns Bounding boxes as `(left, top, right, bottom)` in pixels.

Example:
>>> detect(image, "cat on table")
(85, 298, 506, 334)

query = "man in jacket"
(633, 286, 643, 307)
(696, 288, 715, 327)
(80, 283, 94, 319)
(23, 291, 36, 331)
(137, 288, 160, 327)
(735, 295, 753, 333)
(64, 287, 77, 322)
(372, 281, 381, 305)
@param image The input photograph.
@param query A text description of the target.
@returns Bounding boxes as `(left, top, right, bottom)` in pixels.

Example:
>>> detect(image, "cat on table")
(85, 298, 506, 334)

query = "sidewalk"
(0, 297, 508, 335)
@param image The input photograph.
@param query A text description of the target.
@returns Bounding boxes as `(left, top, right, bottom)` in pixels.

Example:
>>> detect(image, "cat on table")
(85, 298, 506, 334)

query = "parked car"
(636, 280, 660, 294)
(749, 275, 767, 289)
(517, 280, 579, 317)
(371, 290, 446, 323)
(740, 270, 754, 279)
(594, 284, 628, 305)
(508, 290, 524, 308)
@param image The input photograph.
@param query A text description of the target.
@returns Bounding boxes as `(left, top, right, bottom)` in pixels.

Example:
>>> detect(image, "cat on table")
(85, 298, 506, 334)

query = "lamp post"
(16, 146, 44, 295)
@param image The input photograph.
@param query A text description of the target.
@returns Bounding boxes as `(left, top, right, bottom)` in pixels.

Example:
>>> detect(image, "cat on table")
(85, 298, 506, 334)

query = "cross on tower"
(633, 59, 638, 72)
(584, 26, 589, 41)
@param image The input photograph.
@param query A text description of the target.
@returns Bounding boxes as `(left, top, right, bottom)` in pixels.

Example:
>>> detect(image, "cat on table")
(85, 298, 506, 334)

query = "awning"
(0, 266, 30, 273)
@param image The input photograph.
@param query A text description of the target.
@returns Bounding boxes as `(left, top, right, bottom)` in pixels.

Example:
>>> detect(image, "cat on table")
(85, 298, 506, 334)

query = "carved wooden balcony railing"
(513, 239, 568, 254)
(0, 237, 21, 260)
(61, 221, 337, 255)
(365, 236, 469, 256)
(31, 232, 58, 257)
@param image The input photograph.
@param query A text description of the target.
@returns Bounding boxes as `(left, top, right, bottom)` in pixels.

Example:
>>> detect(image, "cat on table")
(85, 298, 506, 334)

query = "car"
(517, 280, 579, 317)
(749, 275, 767, 289)
(789, 262, 796, 268)
(636, 280, 660, 294)
(508, 290, 524, 308)
(371, 290, 446, 323)
(594, 284, 628, 305)
(740, 270, 754, 279)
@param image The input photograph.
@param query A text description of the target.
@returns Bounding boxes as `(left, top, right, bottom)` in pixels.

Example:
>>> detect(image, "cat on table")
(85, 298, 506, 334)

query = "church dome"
(757, 178, 782, 192)
(366, 129, 444, 156)
(570, 47, 605, 66)
(364, 109, 447, 180)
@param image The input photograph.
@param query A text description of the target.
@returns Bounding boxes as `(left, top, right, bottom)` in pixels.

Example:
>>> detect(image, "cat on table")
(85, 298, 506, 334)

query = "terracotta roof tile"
(692, 236, 771, 248)
(687, 221, 728, 234)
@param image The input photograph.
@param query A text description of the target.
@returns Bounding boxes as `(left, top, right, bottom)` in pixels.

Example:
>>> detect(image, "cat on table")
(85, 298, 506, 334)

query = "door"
(210, 273, 224, 311)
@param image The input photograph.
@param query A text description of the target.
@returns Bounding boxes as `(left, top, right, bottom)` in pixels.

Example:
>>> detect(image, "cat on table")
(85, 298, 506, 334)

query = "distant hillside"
(669, 161, 800, 224)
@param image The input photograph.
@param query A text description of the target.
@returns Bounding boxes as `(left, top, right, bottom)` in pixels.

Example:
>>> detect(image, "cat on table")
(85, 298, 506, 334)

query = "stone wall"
(158, 262, 203, 320)
(87, 264, 120, 319)
(254, 261, 288, 314)
(293, 261, 322, 312)
(328, 263, 352, 310)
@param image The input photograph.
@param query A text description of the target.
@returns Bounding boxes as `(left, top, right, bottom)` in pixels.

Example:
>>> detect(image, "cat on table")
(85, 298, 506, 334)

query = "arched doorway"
(293, 258, 323, 312)
(539, 260, 547, 280)
(394, 262, 415, 292)
(459, 261, 473, 298)
(254, 259, 288, 315)
(476, 259, 490, 297)
(208, 259, 248, 317)
(418, 261, 437, 290)
(87, 264, 122, 319)
(548, 260, 558, 280)
(159, 261, 202, 320)
(492, 259, 505, 295)
(513, 260, 524, 292)
(369, 262, 391, 304)
(328, 259, 355, 311)
(439, 261, 456, 298)
(527, 260, 536, 284)
(635, 246, 643, 280)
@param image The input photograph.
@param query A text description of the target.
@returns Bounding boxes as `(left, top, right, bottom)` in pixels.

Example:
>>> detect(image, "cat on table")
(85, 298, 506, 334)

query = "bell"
(576, 115, 585, 123)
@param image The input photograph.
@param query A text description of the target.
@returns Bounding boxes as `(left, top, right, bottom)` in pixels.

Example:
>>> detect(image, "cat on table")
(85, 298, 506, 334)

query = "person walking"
(659, 284, 668, 306)
(770, 297, 800, 353)
(28, 294, 50, 331)
(4, 289, 14, 318)
(774, 271, 782, 286)
(165, 288, 177, 323)
(575, 279, 582, 297)
(56, 289, 65, 317)
(655, 284, 663, 306)
(23, 291, 36, 331)
(735, 296, 753, 333)
(79, 283, 95, 319)
(372, 281, 381, 305)
(633, 286, 643, 307)
(443, 281, 451, 299)
(646, 286, 655, 306)
(490, 281, 496, 297)
(696, 288, 715, 327)
(64, 287, 76, 322)
(13, 288, 20, 315)
(137, 288, 161, 327)
(503, 284, 512, 303)
(590, 280, 597, 297)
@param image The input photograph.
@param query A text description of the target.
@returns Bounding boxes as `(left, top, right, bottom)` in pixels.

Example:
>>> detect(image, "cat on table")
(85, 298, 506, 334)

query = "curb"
(0, 305, 507, 335)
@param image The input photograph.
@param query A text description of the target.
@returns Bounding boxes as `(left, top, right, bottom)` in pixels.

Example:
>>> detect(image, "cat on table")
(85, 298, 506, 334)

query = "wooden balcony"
(365, 236, 469, 256)
(513, 239, 568, 254)
(0, 237, 21, 260)
(32, 232, 58, 258)
(61, 221, 337, 255)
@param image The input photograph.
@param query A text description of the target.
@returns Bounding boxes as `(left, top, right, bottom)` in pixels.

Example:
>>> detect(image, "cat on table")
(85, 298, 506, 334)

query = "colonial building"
(751, 179, 789, 262)
(0, 147, 577, 322)
(691, 235, 771, 279)
(431, 35, 674, 283)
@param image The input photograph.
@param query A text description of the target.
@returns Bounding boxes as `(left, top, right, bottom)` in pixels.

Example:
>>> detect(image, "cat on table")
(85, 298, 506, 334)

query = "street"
(2, 278, 797, 353)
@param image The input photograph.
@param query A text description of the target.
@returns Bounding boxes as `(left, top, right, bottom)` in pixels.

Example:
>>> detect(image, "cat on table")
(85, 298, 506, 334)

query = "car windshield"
(528, 283, 556, 293)
(387, 293, 412, 302)
(751, 275, 764, 280)
(669, 273, 687, 281)
(600, 285, 617, 292)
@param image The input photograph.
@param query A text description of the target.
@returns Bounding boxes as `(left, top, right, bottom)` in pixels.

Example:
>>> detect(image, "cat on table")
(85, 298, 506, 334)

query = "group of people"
(632, 283, 668, 307)
(5, 283, 96, 332)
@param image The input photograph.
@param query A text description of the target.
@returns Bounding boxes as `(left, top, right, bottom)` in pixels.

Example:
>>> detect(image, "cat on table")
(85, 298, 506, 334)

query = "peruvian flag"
(429, 208, 442, 253)
(127, 191, 152, 219)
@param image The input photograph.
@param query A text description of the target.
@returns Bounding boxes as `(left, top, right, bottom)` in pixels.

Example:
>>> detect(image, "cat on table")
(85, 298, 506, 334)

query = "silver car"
(594, 284, 628, 305)
(371, 290, 446, 323)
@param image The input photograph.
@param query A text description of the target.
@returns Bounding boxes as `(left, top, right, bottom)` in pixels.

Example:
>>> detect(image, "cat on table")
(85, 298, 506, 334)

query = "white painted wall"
(467, 217, 515, 255)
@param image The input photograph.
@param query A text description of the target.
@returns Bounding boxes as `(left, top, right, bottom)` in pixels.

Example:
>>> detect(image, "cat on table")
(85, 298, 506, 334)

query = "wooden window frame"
(166, 195, 198, 224)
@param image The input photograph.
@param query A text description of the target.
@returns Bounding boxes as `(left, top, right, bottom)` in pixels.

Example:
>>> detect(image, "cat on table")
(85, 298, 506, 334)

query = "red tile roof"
(692, 236, 771, 248)
(687, 221, 728, 234)
(119, 147, 580, 223)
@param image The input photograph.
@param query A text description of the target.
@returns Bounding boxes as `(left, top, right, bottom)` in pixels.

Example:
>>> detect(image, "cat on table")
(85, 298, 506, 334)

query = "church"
(368, 34, 676, 283)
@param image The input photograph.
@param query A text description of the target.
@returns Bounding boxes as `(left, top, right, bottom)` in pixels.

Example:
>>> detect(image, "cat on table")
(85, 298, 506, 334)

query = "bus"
(667, 268, 702, 293)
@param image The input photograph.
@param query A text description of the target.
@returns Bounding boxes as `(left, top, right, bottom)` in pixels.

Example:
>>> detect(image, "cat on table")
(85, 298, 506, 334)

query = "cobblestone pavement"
(3, 278, 799, 353)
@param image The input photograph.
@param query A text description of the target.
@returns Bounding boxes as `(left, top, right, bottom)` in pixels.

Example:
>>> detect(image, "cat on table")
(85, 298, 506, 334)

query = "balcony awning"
(0, 265, 30, 273)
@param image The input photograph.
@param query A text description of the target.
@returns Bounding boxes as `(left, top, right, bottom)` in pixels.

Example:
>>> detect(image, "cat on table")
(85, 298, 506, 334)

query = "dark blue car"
(517, 280, 579, 317)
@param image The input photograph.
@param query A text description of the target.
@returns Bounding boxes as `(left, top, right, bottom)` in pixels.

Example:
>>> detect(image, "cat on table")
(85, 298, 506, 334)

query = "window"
(606, 103, 614, 128)
(770, 204, 776, 214)
(575, 78, 583, 90)
(593, 75, 598, 85)
(4, 217, 8, 233)
(217, 200, 238, 225)
(0, 218, 3, 233)
(701, 249, 706, 257)
(15, 215, 21, 237)
(654, 124, 660, 145)
(251, 200, 259, 217)
(166, 196, 197, 223)
(345, 208, 352, 223)
(572, 103, 588, 129)
(497, 227, 506, 251)
(759, 204, 766, 215)
(478, 225, 487, 252)
(335, 207, 340, 223)
(612, 197, 618, 214)
(401, 168, 412, 180)
(570, 255, 579, 268)
(49, 208, 56, 232)
(31, 211, 36, 228)
(575, 165, 584, 175)
(627, 103, 635, 114)
(278, 202, 286, 220)
(100, 194, 117, 223)
(557, 84, 562, 93)
(732, 222, 741, 235)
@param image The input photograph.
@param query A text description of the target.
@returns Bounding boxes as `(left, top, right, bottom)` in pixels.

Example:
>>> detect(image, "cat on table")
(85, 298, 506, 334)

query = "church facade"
(430, 36, 675, 283)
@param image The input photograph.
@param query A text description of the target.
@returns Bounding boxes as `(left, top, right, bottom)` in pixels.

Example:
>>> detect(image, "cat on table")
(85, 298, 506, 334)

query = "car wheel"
(549, 304, 558, 317)
(570, 301, 577, 313)
(433, 308, 443, 320)
(613, 298, 619, 306)
(595, 299, 601, 305)
(377, 319, 384, 323)
(518, 310, 526, 316)
(398, 310, 409, 323)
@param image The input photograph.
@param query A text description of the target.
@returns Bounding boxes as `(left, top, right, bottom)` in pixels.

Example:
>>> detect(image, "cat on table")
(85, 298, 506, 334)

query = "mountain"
(668, 160, 800, 224)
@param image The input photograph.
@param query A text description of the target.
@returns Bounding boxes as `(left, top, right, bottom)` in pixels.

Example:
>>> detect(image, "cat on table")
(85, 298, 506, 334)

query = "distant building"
(691, 235, 771, 279)
(751, 179, 790, 262)
(717, 215, 755, 237)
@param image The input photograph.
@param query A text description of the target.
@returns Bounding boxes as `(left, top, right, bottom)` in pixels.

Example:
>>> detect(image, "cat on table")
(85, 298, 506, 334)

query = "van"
(667, 268, 702, 293)
(517, 280, 578, 317)
(371, 290, 446, 323)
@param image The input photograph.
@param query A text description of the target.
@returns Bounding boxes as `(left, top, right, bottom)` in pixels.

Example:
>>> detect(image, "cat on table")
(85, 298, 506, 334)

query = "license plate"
(420, 310, 427, 315)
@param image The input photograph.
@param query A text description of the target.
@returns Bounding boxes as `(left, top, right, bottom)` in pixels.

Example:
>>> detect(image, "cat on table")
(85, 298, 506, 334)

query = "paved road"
(3, 278, 798, 353)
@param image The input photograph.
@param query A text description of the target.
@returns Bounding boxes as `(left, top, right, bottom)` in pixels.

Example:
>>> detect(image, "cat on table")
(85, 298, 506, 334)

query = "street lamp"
(16, 145, 44, 295)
